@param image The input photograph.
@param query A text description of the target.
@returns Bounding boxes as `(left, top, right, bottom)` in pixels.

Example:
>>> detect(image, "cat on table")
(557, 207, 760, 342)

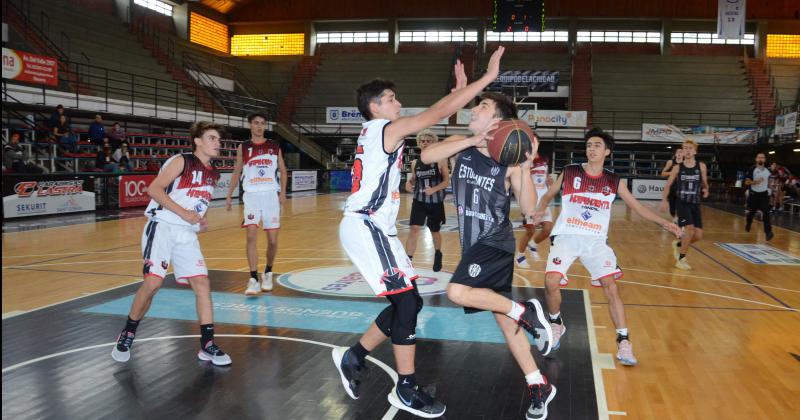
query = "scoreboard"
(492, 0, 545, 32)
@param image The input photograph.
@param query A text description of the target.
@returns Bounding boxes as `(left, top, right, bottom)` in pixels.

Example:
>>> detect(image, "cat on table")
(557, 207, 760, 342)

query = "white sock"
(525, 370, 544, 385)
(616, 328, 628, 337)
(507, 301, 525, 321)
(549, 312, 561, 321)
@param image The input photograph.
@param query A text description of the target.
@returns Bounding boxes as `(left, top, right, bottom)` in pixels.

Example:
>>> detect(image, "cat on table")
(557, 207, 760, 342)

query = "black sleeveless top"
(677, 162, 702, 204)
(413, 159, 445, 204)
(452, 147, 515, 254)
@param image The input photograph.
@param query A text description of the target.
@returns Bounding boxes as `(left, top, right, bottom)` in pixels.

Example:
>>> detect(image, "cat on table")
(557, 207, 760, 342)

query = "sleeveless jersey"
(413, 159, 445, 204)
(452, 147, 515, 254)
(677, 162, 702, 204)
(552, 164, 619, 238)
(145, 153, 220, 231)
(343, 119, 404, 234)
(530, 156, 549, 196)
(241, 139, 281, 192)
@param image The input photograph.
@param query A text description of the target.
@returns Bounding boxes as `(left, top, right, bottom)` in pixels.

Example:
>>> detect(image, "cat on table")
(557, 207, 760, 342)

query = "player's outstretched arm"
(385, 47, 505, 151)
(226, 144, 244, 210)
(618, 179, 681, 237)
(421, 118, 500, 164)
(148, 155, 201, 225)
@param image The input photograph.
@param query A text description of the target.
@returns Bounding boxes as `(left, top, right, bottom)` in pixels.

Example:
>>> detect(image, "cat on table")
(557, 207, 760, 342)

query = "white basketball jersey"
(144, 153, 219, 231)
(241, 139, 280, 192)
(552, 164, 619, 238)
(343, 119, 404, 234)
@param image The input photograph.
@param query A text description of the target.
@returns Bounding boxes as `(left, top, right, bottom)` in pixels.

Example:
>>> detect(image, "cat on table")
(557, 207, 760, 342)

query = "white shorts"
(142, 220, 208, 285)
(523, 206, 552, 226)
(242, 190, 281, 230)
(339, 215, 418, 296)
(545, 234, 622, 287)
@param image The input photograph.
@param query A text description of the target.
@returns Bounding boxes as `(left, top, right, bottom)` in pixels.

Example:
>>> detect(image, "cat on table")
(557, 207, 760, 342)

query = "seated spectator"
(89, 114, 105, 146)
(108, 122, 125, 149)
(53, 115, 78, 153)
(48, 104, 67, 129)
(3, 132, 43, 173)
(113, 142, 133, 172)
(96, 145, 118, 172)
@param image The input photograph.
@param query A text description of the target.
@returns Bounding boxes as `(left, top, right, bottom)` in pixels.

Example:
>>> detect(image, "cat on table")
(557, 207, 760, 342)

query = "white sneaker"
(675, 257, 692, 270)
(244, 277, 260, 296)
(515, 252, 530, 268)
(197, 341, 232, 366)
(261, 272, 273, 292)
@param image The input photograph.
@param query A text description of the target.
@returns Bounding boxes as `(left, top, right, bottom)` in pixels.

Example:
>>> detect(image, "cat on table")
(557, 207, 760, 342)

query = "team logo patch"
(588, 185, 595, 192)
(604, 260, 612, 268)
(206, 177, 214, 185)
(468, 264, 481, 277)
(194, 204, 204, 213)
(581, 210, 592, 221)
(144, 259, 154, 267)
(602, 186, 612, 195)
(552, 257, 562, 265)
(161, 261, 168, 270)
(259, 169, 266, 176)
(490, 167, 500, 177)
(248, 214, 255, 220)
(196, 260, 206, 267)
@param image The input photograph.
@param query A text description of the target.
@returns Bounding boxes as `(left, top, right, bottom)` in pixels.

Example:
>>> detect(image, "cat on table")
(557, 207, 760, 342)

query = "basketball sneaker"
(245, 277, 260, 296)
(111, 330, 135, 362)
(261, 272, 273, 292)
(517, 298, 553, 356)
(432, 250, 443, 272)
(675, 257, 691, 270)
(197, 341, 232, 366)
(515, 252, 530, 268)
(332, 346, 367, 399)
(388, 384, 446, 418)
(671, 239, 681, 261)
(527, 243, 540, 261)
(526, 379, 557, 420)
(616, 339, 638, 366)
(550, 322, 566, 352)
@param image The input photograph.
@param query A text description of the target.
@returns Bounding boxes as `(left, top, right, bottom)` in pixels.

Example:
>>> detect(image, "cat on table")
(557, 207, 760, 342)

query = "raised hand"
(451, 59, 468, 92)
(484, 46, 505, 81)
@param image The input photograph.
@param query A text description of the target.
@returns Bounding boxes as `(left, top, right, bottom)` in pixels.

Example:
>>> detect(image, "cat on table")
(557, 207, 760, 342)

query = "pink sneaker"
(616, 340, 638, 366)
(550, 323, 566, 351)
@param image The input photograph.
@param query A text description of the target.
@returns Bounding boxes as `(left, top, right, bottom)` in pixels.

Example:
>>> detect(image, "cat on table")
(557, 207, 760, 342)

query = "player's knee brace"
(388, 290, 420, 345)
(375, 305, 394, 337)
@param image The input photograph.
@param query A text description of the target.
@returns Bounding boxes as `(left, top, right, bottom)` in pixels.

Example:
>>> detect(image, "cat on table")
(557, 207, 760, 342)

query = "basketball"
(488, 119, 536, 166)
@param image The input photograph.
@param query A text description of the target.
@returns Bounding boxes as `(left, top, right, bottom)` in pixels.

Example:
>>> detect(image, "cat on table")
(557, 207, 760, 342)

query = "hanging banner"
(326, 107, 448, 125)
(642, 124, 757, 144)
(2, 47, 58, 87)
(3, 175, 95, 218)
(487, 70, 559, 92)
(774, 111, 797, 136)
(717, 0, 746, 39)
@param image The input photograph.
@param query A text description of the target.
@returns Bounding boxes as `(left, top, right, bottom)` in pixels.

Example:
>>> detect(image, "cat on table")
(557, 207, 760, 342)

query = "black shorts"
(450, 243, 513, 314)
(409, 200, 446, 232)
(676, 202, 703, 228)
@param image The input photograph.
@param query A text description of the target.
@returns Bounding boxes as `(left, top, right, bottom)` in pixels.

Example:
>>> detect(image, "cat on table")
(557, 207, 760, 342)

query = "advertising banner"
(212, 172, 238, 200)
(326, 107, 448, 125)
(487, 70, 559, 92)
(631, 179, 667, 200)
(118, 174, 156, 208)
(774, 112, 797, 136)
(456, 109, 586, 128)
(641, 124, 757, 144)
(3, 175, 95, 218)
(291, 170, 317, 192)
(2, 47, 58, 87)
(717, 243, 800, 265)
(330, 170, 353, 191)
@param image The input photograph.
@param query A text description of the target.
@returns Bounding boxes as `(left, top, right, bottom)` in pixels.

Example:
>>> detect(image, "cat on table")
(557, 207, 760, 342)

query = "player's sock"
(525, 369, 545, 385)
(349, 342, 369, 364)
(549, 312, 562, 324)
(200, 324, 215, 349)
(397, 373, 417, 389)
(616, 328, 628, 337)
(265, 265, 272, 274)
(250, 271, 258, 279)
(679, 253, 686, 259)
(125, 317, 140, 333)
(507, 301, 525, 321)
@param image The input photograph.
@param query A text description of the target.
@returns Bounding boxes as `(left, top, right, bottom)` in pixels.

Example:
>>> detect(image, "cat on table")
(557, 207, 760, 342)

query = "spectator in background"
(769, 163, 792, 212)
(113, 142, 133, 171)
(48, 104, 67, 129)
(96, 144, 118, 172)
(109, 122, 125, 149)
(4, 132, 43, 173)
(54, 114, 78, 152)
(89, 114, 106, 146)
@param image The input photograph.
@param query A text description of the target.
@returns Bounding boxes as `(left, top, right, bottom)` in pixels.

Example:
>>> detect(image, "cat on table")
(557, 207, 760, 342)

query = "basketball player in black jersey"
(660, 147, 684, 222)
(422, 92, 556, 420)
(405, 129, 450, 271)
(661, 140, 708, 270)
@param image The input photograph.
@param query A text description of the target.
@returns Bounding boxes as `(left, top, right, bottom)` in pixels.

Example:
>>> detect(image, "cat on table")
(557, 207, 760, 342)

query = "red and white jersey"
(145, 153, 219, 231)
(241, 139, 281, 192)
(343, 119, 404, 234)
(552, 164, 619, 238)
(530, 156, 549, 195)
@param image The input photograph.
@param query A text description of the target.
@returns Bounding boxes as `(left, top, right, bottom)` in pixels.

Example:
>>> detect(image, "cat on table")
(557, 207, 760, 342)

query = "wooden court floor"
(3, 192, 800, 419)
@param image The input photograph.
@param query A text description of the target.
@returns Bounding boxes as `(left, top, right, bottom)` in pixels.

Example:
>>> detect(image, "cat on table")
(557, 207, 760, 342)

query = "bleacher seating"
(768, 58, 800, 108)
(592, 55, 757, 130)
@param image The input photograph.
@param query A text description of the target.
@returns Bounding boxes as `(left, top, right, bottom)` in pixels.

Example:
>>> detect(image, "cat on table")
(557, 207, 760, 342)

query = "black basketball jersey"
(413, 159, 445, 204)
(452, 147, 515, 254)
(677, 162, 702, 204)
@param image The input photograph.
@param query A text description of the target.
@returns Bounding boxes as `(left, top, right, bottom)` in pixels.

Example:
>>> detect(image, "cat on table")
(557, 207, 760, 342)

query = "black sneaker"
(432, 250, 443, 272)
(111, 330, 135, 362)
(388, 383, 446, 418)
(332, 346, 366, 399)
(197, 341, 232, 366)
(517, 298, 553, 356)
(766, 231, 774, 241)
(526, 379, 557, 420)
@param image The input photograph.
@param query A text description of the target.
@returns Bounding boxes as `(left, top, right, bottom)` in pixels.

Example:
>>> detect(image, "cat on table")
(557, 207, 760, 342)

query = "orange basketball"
(488, 119, 536, 165)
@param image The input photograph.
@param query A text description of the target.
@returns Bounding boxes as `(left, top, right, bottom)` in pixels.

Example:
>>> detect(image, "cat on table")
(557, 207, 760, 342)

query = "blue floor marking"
(83, 289, 508, 344)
